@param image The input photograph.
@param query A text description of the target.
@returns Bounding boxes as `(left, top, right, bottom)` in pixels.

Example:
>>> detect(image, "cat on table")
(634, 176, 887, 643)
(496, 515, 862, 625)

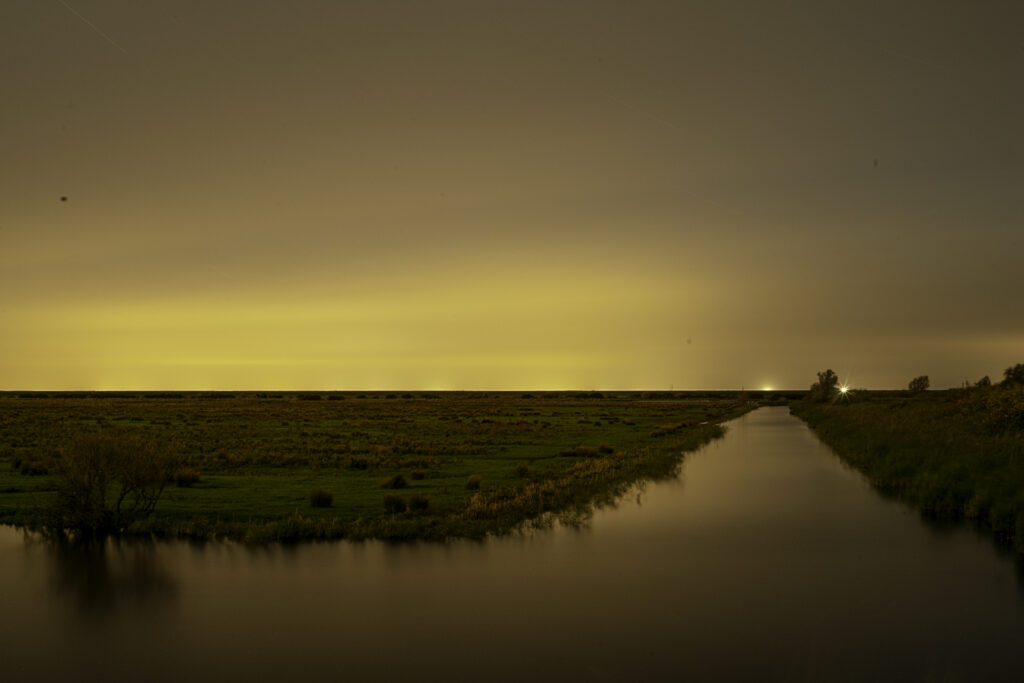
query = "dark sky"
(2, 1, 1022, 390)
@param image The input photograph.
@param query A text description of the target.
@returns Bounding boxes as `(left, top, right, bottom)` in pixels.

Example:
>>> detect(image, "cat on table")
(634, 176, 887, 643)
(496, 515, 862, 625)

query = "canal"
(2, 407, 1022, 681)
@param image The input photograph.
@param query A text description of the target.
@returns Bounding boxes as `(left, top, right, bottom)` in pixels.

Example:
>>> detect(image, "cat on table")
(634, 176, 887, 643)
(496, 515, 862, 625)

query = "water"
(3, 407, 1023, 681)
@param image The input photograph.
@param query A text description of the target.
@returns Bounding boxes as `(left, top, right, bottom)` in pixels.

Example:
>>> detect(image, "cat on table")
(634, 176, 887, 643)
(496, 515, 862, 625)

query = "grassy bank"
(0, 392, 754, 542)
(791, 388, 1024, 552)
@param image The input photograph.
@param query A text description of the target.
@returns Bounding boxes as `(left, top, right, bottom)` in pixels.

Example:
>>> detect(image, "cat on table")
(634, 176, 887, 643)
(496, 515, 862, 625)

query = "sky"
(2, 0, 1022, 391)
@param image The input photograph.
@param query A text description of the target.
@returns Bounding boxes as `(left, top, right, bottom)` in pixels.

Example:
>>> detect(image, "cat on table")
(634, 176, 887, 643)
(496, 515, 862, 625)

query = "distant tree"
(1002, 364, 1024, 387)
(818, 369, 838, 392)
(975, 375, 991, 388)
(807, 369, 839, 402)
(908, 375, 930, 394)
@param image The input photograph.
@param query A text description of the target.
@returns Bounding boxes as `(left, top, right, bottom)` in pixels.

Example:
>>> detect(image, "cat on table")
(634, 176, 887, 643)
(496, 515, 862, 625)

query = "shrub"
(908, 375, 930, 394)
(379, 474, 408, 489)
(1003, 364, 1024, 386)
(18, 458, 50, 476)
(309, 489, 333, 508)
(383, 493, 407, 514)
(174, 468, 200, 487)
(982, 385, 1024, 433)
(53, 430, 179, 536)
(411, 469, 427, 480)
(409, 495, 430, 512)
(466, 475, 482, 490)
(976, 375, 992, 387)
(515, 463, 533, 479)
(558, 445, 599, 457)
(807, 369, 839, 402)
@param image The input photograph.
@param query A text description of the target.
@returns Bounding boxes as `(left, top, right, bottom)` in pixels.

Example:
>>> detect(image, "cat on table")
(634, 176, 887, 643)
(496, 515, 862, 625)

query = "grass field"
(0, 392, 758, 542)
(791, 386, 1024, 552)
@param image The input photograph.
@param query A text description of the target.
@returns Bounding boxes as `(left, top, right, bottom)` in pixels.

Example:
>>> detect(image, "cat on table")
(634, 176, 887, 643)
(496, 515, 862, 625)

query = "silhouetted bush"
(309, 489, 333, 508)
(976, 375, 992, 387)
(408, 495, 430, 512)
(807, 369, 839, 402)
(379, 474, 407, 489)
(1003, 364, 1024, 386)
(383, 493, 407, 513)
(466, 475, 482, 490)
(908, 375, 930, 394)
(411, 469, 427, 480)
(515, 463, 533, 479)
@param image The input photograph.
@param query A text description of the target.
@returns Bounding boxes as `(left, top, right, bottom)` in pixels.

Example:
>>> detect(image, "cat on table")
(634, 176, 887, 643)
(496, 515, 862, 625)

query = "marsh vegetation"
(793, 365, 1024, 552)
(0, 392, 752, 542)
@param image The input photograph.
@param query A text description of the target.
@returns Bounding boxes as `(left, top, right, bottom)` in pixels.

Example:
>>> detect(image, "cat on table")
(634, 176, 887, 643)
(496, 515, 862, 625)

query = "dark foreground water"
(3, 407, 1023, 682)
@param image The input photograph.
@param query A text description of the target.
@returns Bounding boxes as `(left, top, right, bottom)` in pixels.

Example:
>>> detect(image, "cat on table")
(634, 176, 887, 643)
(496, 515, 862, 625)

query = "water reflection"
(38, 537, 178, 616)
(2, 407, 1024, 682)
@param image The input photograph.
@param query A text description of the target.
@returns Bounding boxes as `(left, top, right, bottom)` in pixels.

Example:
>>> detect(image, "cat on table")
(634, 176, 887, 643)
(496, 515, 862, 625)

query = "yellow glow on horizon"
(0, 263, 709, 390)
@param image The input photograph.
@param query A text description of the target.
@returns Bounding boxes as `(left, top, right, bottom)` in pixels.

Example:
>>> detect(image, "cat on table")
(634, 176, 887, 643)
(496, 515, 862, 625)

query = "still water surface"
(3, 407, 1023, 681)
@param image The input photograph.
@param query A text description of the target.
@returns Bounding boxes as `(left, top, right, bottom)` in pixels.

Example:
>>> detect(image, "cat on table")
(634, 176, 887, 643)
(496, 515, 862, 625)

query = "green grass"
(791, 387, 1024, 552)
(0, 392, 753, 542)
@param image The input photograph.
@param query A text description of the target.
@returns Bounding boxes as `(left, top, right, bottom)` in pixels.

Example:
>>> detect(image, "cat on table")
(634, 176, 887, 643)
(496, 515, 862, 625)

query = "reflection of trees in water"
(45, 538, 178, 616)
(909, 512, 1024, 590)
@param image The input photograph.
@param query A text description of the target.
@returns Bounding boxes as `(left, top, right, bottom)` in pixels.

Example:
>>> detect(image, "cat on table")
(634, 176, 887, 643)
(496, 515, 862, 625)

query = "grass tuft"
(309, 489, 333, 508)
(383, 493, 406, 514)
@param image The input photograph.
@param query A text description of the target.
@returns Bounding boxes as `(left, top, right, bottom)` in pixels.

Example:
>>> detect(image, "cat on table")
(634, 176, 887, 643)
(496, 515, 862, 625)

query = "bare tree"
(53, 431, 179, 537)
